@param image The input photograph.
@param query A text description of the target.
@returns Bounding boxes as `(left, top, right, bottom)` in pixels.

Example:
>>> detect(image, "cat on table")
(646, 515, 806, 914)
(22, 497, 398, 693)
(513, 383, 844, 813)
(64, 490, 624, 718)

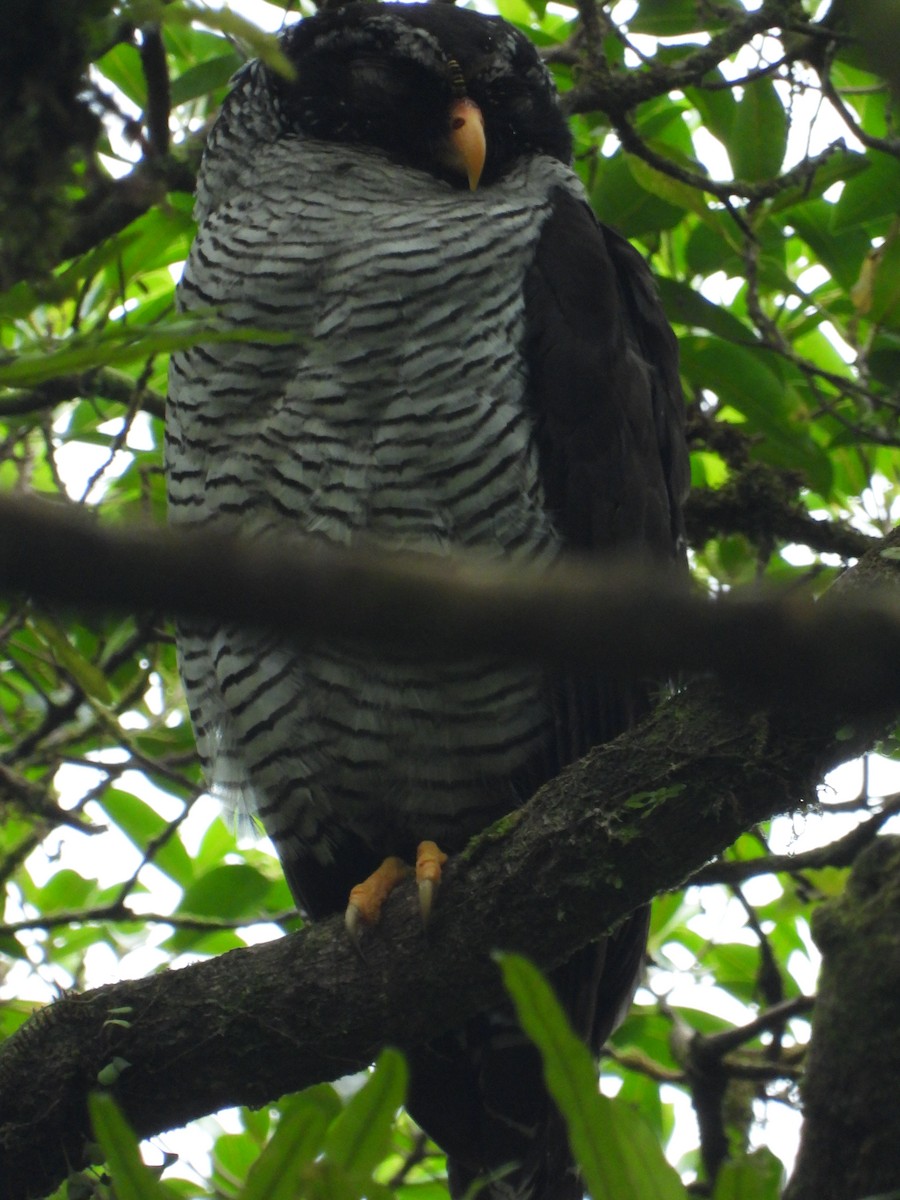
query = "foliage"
(498, 952, 687, 1200)
(0, 1, 898, 1198)
(84, 1050, 408, 1200)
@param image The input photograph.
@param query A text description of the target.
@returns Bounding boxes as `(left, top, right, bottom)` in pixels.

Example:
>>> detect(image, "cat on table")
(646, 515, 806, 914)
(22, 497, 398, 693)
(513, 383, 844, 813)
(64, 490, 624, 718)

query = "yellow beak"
(447, 97, 486, 190)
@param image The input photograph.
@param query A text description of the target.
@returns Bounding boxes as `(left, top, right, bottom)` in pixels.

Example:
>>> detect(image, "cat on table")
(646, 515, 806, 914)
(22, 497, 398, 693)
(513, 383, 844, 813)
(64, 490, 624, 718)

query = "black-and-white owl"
(166, 4, 689, 1196)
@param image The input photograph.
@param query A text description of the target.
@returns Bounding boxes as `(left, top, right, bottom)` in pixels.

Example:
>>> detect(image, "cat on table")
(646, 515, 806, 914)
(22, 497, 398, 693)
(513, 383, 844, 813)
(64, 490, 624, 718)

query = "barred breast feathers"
(169, 139, 582, 560)
(166, 117, 589, 849)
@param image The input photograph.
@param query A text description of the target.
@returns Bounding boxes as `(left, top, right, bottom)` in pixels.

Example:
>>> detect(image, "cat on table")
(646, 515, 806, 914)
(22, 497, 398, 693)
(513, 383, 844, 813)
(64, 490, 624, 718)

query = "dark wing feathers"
(525, 187, 687, 560)
(524, 186, 688, 764)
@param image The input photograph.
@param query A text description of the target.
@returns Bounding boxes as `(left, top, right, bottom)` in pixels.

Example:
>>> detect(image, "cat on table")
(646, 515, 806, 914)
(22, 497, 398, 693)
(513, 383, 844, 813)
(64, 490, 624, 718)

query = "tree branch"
(0, 368, 166, 421)
(0, 679, 890, 1200)
(0, 496, 899, 717)
(611, 118, 849, 205)
(693, 794, 900, 885)
(683, 463, 880, 561)
(784, 836, 900, 1200)
(0, 516, 898, 1200)
(59, 159, 195, 264)
(561, 4, 786, 120)
(138, 25, 171, 160)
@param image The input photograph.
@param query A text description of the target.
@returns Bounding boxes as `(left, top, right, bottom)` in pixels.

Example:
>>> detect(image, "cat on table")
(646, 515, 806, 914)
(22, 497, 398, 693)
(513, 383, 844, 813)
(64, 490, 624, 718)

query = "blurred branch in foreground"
(0, 494, 898, 716)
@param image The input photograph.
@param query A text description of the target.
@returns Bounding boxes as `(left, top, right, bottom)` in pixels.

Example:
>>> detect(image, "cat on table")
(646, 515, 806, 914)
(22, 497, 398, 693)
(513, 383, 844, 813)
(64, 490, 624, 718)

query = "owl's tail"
(405, 910, 649, 1200)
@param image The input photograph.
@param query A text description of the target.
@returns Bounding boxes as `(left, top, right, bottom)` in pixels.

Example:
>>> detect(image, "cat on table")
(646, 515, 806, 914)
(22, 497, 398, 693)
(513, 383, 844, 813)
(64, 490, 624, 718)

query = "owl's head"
(271, 2, 572, 189)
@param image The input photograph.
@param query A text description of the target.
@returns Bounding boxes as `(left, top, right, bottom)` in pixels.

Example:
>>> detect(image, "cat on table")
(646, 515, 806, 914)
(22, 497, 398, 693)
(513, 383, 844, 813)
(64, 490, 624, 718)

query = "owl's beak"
(447, 97, 486, 190)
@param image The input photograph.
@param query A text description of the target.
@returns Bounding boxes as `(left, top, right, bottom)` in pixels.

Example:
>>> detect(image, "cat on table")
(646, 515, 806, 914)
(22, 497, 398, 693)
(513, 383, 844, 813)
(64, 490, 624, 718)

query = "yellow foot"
(345, 856, 411, 945)
(416, 840, 448, 928)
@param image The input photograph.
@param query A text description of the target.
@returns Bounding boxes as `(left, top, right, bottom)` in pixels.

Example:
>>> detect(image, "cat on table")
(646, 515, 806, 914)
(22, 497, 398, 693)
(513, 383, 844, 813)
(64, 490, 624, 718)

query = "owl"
(166, 5, 689, 1196)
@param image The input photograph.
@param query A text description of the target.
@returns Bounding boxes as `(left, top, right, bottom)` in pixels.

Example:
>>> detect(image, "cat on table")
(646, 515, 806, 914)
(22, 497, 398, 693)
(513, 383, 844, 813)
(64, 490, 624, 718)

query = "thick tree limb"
(0, 678, 890, 1200)
(784, 836, 900, 1200)
(0, 522, 898, 1200)
(0, 496, 899, 716)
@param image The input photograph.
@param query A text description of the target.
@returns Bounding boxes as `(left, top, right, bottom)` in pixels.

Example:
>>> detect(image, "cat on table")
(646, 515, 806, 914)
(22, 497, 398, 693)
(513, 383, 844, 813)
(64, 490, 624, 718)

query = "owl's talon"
(416, 841, 448, 927)
(344, 901, 366, 955)
(418, 878, 436, 927)
(345, 855, 411, 941)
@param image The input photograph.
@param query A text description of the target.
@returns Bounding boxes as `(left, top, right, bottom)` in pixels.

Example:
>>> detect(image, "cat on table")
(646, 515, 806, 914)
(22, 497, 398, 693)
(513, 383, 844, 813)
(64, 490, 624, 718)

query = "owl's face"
(273, 2, 572, 188)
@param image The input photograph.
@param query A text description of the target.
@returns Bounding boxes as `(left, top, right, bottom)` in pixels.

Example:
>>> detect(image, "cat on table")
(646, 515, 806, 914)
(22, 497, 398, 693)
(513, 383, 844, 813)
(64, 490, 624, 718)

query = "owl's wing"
(523, 185, 689, 763)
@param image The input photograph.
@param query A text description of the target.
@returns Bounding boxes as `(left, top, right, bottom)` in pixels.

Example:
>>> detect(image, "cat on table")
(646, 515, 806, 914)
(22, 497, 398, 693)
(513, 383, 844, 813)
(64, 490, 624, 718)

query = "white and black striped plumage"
(166, 4, 688, 1197)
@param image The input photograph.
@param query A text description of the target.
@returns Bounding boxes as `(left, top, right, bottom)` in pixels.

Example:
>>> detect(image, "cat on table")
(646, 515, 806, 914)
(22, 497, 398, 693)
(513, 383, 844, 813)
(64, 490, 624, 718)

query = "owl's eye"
(344, 53, 437, 111)
(347, 54, 392, 88)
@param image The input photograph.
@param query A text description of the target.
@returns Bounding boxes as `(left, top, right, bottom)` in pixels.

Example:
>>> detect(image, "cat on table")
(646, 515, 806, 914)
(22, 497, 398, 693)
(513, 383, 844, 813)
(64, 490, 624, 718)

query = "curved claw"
(344, 901, 366, 959)
(418, 877, 437, 928)
(416, 841, 448, 928)
(344, 856, 411, 953)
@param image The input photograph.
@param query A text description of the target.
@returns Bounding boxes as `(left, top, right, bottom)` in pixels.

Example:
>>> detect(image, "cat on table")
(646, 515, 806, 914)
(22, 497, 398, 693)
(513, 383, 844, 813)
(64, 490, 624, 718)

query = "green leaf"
(242, 1086, 341, 1200)
(170, 53, 242, 106)
(36, 869, 97, 914)
(323, 1049, 408, 1179)
(869, 330, 900, 387)
(636, 103, 695, 160)
(495, 0, 540, 27)
(0, 319, 295, 390)
(164, 3, 296, 80)
(625, 153, 710, 221)
(831, 152, 900, 232)
(396, 1184, 454, 1200)
(728, 79, 787, 182)
(212, 1129, 260, 1191)
(690, 451, 729, 489)
(88, 1092, 172, 1200)
(788, 199, 870, 291)
(655, 278, 756, 344)
(194, 814, 240, 870)
(770, 148, 869, 213)
(0, 999, 41, 1039)
(590, 153, 683, 237)
(629, 0, 743, 35)
(867, 234, 900, 328)
(713, 1148, 784, 1200)
(169, 865, 270, 948)
(107, 204, 196, 281)
(497, 953, 687, 1200)
(301, 1160, 363, 1200)
(101, 789, 194, 888)
(96, 44, 147, 108)
(703, 943, 759, 1001)
(96, 1056, 132, 1087)
(683, 210, 791, 278)
(678, 337, 833, 491)
(613, 1009, 682, 1076)
(792, 327, 854, 381)
(684, 77, 736, 147)
(32, 617, 112, 703)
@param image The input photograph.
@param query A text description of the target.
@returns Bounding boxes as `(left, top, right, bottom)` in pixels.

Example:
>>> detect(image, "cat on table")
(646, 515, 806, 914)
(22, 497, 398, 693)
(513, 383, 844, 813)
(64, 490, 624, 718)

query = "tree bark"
(784, 836, 900, 1200)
